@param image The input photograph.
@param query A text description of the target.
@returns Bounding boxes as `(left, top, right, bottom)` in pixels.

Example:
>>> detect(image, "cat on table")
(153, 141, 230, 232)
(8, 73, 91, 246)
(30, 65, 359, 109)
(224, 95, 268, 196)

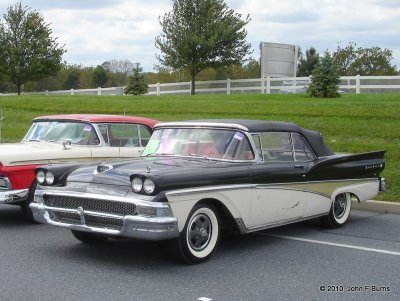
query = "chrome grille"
(50, 211, 122, 230)
(43, 195, 136, 216)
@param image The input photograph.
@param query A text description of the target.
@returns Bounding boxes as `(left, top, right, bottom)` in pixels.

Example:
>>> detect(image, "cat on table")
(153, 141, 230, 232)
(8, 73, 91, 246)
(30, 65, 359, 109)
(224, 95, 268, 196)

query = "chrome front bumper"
(30, 190, 179, 241)
(0, 189, 29, 204)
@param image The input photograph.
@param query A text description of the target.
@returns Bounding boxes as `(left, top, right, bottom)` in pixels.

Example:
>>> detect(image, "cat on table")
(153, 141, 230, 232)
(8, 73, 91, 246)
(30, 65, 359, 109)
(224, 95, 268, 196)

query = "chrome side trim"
(235, 213, 327, 234)
(165, 178, 379, 197)
(0, 189, 29, 204)
(154, 122, 249, 132)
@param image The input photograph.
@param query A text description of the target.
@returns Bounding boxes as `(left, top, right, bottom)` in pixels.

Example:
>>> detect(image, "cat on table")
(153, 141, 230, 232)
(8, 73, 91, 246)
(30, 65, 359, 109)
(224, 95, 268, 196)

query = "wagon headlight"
(131, 177, 143, 193)
(143, 178, 155, 194)
(36, 170, 46, 185)
(45, 171, 55, 185)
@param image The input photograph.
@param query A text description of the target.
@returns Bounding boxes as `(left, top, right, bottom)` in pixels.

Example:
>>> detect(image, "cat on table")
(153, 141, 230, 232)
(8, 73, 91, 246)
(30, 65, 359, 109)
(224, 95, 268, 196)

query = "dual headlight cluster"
(36, 170, 55, 185)
(131, 176, 156, 195)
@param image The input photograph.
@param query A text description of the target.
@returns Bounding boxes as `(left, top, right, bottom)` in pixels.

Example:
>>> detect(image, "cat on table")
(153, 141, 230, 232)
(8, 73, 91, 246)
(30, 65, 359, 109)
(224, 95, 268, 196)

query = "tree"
(93, 65, 108, 87)
(0, 2, 65, 95)
(155, 0, 251, 95)
(332, 42, 397, 76)
(308, 52, 341, 98)
(297, 47, 320, 76)
(124, 63, 148, 95)
(102, 59, 134, 86)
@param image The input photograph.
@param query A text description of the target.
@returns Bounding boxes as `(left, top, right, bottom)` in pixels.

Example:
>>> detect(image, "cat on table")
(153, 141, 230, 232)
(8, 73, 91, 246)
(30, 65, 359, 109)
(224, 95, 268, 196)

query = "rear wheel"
(169, 203, 220, 264)
(320, 193, 352, 228)
(71, 230, 108, 244)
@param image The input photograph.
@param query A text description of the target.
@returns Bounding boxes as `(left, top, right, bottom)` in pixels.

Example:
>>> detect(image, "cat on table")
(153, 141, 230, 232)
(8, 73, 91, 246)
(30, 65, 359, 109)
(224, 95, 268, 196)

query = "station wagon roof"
(155, 119, 334, 157)
(33, 114, 159, 128)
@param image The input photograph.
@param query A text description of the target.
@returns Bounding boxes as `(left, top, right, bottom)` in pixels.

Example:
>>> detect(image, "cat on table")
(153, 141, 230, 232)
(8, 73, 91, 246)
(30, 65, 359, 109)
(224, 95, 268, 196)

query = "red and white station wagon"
(0, 114, 159, 221)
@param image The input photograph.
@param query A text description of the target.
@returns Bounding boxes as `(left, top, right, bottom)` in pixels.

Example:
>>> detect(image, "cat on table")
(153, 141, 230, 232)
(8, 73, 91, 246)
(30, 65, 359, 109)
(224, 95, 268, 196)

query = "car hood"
(66, 156, 251, 191)
(0, 141, 92, 166)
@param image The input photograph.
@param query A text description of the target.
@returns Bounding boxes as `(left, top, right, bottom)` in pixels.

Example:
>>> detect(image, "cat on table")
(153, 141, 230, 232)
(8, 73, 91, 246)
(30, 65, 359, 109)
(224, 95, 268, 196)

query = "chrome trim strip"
(235, 213, 327, 234)
(154, 122, 249, 132)
(165, 178, 379, 197)
(35, 190, 164, 207)
(44, 206, 124, 219)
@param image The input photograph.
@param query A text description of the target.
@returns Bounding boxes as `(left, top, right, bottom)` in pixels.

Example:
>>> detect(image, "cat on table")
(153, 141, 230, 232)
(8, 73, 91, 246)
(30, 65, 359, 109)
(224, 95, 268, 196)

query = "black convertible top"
(156, 119, 334, 157)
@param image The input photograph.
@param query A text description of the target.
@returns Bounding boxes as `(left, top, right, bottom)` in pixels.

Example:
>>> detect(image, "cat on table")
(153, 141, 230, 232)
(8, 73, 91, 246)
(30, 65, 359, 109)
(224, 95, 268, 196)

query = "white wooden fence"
(2, 75, 400, 96)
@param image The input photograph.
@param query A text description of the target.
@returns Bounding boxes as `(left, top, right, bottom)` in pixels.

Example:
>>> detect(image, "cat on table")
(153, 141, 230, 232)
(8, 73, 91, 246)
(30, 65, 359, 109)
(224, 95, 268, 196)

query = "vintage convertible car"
(30, 120, 385, 264)
(0, 114, 158, 221)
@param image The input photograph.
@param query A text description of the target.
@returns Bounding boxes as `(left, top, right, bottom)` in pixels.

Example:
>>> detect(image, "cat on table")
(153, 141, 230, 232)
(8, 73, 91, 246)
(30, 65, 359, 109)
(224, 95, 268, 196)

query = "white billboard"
(260, 42, 299, 78)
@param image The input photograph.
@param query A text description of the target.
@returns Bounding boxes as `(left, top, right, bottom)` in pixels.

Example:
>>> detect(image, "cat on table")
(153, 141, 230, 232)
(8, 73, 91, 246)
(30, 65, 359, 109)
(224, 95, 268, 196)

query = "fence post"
(156, 83, 160, 96)
(227, 78, 231, 95)
(97, 87, 101, 96)
(46, 90, 49, 96)
(260, 77, 265, 94)
(266, 76, 271, 94)
(71, 89, 74, 96)
(356, 75, 360, 94)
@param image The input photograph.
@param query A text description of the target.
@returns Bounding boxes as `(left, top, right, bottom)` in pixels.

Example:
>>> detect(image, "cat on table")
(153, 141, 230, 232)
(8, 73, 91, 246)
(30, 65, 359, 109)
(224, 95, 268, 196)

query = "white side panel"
(166, 187, 252, 232)
(249, 188, 306, 228)
(332, 181, 379, 202)
(304, 193, 331, 217)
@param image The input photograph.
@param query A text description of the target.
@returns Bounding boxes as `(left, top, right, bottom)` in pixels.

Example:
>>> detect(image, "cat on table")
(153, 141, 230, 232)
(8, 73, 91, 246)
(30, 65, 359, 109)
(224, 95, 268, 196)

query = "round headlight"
(45, 171, 55, 185)
(36, 170, 45, 184)
(143, 178, 155, 194)
(131, 177, 143, 193)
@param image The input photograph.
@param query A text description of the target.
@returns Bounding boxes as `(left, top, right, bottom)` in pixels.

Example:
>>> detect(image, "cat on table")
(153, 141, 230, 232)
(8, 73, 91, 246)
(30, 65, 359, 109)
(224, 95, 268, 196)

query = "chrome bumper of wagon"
(0, 189, 29, 204)
(30, 190, 179, 241)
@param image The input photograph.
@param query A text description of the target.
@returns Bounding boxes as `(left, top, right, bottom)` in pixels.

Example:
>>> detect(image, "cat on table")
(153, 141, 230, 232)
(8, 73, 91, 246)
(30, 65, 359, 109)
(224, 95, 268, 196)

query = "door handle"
(295, 164, 305, 169)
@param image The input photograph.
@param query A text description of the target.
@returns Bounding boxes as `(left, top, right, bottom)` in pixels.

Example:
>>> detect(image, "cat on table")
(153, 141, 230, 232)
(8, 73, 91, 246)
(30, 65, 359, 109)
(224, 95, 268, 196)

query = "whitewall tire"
(320, 193, 352, 228)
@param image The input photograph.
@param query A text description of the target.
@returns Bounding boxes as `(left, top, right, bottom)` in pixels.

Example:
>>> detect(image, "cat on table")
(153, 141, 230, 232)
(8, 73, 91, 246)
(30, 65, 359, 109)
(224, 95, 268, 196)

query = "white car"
(0, 114, 158, 221)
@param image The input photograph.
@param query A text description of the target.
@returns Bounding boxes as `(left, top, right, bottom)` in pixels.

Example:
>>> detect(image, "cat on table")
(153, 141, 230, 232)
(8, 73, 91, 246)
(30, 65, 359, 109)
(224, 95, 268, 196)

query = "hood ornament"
(94, 164, 113, 175)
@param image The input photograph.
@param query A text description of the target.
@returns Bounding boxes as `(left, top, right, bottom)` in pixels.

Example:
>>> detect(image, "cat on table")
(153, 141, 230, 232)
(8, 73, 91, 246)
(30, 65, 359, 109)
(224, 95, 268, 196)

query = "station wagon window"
(293, 133, 316, 161)
(256, 132, 293, 162)
(99, 124, 143, 147)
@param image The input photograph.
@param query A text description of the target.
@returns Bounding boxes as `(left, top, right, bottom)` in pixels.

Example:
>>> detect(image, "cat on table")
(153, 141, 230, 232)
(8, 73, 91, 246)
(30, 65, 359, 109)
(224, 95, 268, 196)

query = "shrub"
(308, 52, 341, 98)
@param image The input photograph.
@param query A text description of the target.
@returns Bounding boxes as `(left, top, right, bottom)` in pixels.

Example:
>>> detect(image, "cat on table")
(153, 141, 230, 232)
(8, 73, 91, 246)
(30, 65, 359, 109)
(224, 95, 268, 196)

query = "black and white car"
(30, 120, 385, 264)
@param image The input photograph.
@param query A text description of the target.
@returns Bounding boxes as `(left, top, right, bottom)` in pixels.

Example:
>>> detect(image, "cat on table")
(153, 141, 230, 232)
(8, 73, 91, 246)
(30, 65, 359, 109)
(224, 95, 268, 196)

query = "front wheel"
(71, 230, 108, 244)
(169, 203, 220, 264)
(20, 181, 38, 223)
(320, 193, 352, 228)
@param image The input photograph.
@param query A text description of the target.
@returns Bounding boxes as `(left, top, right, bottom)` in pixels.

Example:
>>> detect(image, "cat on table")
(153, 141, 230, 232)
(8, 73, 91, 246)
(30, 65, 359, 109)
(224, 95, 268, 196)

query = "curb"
(352, 200, 400, 214)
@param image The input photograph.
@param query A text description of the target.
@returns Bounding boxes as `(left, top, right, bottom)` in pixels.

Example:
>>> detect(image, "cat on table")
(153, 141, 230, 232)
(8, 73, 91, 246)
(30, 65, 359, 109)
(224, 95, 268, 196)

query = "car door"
(90, 123, 150, 160)
(248, 132, 313, 228)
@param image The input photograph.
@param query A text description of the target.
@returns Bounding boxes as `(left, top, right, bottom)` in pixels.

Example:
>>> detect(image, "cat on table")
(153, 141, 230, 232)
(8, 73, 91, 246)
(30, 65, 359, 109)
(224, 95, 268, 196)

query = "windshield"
(143, 128, 254, 161)
(23, 121, 100, 145)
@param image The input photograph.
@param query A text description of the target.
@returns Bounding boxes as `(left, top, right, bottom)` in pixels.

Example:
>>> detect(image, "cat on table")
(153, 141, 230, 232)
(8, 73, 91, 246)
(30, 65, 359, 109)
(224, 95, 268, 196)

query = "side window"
(293, 133, 316, 161)
(139, 125, 152, 147)
(259, 132, 293, 162)
(107, 124, 140, 147)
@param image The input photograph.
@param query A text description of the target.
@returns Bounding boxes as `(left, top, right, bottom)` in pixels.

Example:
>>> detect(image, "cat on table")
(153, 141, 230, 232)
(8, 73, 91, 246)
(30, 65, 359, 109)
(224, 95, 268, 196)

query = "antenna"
(0, 108, 3, 143)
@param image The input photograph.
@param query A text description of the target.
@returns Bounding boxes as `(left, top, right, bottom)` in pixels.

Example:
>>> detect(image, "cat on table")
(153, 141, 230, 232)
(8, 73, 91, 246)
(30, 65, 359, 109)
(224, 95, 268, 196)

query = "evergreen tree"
(124, 63, 148, 95)
(297, 47, 320, 76)
(308, 52, 341, 98)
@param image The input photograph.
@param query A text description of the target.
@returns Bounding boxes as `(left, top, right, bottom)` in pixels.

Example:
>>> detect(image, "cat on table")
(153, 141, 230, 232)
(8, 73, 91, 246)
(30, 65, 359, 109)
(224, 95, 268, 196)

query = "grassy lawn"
(0, 93, 399, 201)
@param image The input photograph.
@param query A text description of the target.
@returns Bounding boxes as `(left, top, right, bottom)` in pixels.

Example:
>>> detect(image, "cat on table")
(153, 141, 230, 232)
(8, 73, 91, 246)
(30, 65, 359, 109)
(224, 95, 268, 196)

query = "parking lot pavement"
(0, 205, 399, 301)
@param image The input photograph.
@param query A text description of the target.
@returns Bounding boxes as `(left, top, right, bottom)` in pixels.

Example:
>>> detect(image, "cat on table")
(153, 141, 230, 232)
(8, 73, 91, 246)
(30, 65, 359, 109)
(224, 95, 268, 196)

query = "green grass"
(0, 93, 399, 201)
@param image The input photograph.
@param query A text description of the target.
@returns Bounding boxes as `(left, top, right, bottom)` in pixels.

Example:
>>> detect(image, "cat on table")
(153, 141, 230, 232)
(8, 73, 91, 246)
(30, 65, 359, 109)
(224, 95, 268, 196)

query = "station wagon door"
(248, 132, 314, 228)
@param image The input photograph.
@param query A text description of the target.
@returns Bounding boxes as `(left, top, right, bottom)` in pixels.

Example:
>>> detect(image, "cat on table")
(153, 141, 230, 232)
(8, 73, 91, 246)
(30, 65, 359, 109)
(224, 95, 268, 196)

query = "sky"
(0, 0, 399, 72)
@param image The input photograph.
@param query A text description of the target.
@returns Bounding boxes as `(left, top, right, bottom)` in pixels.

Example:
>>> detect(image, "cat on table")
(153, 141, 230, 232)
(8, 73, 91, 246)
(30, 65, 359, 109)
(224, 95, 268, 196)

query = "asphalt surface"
(0, 205, 399, 301)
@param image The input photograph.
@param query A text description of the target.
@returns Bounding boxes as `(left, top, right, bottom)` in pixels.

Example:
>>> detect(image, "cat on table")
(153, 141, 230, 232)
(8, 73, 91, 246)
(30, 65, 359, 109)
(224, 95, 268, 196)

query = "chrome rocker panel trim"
(30, 190, 179, 241)
(0, 189, 29, 204)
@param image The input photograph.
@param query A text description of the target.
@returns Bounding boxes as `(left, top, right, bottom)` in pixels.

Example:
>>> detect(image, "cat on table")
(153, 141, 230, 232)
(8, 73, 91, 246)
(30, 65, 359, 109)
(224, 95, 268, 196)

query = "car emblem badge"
(77, 206, 86, 225)
(94, 164, 113, 174)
